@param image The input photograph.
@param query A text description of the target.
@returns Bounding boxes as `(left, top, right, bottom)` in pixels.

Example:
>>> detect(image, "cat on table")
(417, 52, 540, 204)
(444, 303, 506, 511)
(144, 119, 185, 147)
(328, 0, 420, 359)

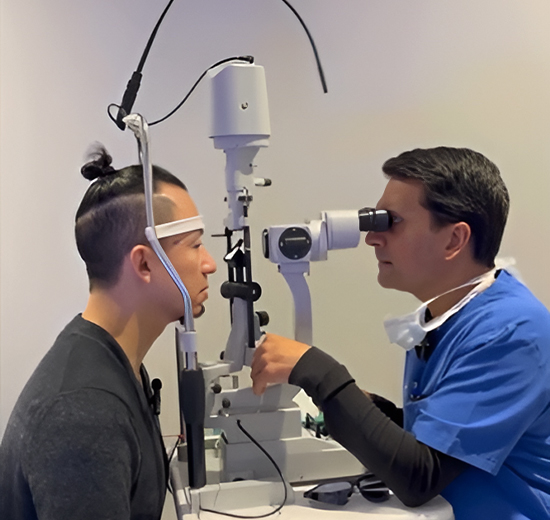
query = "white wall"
(1, 1, 549, 515)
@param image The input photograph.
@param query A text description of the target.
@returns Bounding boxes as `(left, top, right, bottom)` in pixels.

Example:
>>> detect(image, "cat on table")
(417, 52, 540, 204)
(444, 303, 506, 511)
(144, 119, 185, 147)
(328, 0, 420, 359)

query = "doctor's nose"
(365, 230, 383, 248)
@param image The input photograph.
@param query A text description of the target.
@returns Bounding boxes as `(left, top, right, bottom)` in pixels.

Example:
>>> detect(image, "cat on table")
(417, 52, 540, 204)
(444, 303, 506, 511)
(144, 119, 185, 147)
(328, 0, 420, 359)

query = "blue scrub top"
(403, 271, 550, 519)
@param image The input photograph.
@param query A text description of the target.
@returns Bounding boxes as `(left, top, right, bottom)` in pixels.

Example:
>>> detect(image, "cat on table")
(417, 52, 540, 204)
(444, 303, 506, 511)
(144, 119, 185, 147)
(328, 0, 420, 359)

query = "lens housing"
(358, 207, 392, 232)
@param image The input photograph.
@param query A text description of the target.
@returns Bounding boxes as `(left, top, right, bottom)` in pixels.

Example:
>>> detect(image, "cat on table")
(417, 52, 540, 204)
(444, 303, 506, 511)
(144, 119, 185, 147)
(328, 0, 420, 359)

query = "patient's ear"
(444, 222, 471, 261)
(128, 245, 154, 283)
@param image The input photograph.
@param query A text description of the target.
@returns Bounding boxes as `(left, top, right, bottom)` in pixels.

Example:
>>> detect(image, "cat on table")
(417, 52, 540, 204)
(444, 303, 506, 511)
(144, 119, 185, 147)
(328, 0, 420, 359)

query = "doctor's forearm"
(324, 382, 466, 506)
(289, 347, 467, 507)
(369, 392, 404, 426)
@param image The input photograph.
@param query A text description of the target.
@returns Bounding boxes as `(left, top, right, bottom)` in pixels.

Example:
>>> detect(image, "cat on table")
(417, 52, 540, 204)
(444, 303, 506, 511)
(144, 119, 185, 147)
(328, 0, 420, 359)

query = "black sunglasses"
(304, 473, 390, 506)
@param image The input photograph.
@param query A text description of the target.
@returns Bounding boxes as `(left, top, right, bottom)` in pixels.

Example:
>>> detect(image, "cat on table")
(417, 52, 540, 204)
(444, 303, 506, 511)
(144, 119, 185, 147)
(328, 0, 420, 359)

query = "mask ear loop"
(414, 266, 499, 331)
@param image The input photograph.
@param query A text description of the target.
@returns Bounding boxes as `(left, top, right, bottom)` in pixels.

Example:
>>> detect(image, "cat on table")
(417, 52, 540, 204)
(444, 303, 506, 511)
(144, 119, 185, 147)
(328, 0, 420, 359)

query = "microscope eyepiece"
(358, 207, 392, 232)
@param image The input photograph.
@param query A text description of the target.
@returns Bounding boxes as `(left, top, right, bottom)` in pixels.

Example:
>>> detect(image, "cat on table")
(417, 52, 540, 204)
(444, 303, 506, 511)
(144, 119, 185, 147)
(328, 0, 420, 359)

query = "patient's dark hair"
(75, 145, 187, 289)
(382, 147, 509, 267)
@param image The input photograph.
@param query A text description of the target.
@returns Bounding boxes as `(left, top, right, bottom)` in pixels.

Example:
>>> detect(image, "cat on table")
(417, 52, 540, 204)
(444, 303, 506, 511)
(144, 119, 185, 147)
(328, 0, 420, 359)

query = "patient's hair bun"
(81, 144, 116, 181)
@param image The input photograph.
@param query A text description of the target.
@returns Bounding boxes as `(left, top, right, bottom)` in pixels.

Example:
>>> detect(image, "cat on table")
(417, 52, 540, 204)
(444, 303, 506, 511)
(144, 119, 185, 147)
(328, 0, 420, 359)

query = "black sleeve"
(289, 347, 468, 507)
(369, 393, 404, 427)
(22, 389, 140, 520)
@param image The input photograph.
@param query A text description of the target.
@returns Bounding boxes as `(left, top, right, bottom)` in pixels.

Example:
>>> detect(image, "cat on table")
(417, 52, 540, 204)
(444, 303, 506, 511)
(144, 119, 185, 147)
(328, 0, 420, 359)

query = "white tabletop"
(179, 481, 454, 520)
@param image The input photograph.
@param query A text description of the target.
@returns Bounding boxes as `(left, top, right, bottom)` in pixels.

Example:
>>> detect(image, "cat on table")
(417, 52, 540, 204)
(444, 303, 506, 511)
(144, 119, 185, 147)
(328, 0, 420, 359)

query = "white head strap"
(154, 215, 205, 239)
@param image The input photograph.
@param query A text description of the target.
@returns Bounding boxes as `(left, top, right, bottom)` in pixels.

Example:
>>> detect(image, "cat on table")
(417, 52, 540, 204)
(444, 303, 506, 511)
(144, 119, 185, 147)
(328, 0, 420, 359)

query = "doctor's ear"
(445, 222, 472, 260)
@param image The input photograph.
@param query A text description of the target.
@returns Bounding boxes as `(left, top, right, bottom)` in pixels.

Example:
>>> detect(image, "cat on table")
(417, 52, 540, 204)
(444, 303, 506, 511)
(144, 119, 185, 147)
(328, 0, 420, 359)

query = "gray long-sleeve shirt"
(0, 315, 168, 520)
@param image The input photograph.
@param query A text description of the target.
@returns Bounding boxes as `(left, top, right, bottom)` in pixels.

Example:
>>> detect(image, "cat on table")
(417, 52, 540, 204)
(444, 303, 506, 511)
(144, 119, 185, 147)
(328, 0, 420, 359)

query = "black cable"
(280, 0, 327, 93)
(148, 56, 254, 126)
(137, 0, 176, 74)
(168, 435, 184, 464)
(199, 419, 288, 518)
(166, 435, 184, 496)
(113, 0, 177, 130)
(107, 103, 123, 127)
(111, 0, 327, 130)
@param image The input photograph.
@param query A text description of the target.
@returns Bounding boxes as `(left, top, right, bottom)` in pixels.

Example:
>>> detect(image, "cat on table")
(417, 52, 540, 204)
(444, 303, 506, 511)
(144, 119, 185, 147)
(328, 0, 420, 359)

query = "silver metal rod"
(124, 113, 195, 332)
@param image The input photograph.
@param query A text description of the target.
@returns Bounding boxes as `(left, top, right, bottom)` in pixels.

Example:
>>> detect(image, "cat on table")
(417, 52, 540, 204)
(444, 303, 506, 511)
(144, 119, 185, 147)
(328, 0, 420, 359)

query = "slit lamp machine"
(123, 61, 392, 517)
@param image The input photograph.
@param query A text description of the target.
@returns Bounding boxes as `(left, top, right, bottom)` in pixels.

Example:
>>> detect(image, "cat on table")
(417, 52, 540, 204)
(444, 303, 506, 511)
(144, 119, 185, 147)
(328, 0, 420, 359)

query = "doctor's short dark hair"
(382, 147, 509, 268)
(75, 145, 187, 289)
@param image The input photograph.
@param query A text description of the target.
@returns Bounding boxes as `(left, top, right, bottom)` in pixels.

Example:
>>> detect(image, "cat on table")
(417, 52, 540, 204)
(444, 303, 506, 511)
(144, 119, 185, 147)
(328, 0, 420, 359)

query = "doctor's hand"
(250, 333, 311, 395)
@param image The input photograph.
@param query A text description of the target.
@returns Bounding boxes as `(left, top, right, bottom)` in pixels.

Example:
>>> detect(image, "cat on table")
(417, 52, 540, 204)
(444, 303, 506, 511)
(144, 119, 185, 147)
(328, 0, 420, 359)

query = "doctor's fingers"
(250, 354, 276, 396)
(251, 334, 312, 394)
(250, 346, 280, 384)
(251, 359, 291, 395)
(250, 335, 282, 376)
(252, 376, 268, 396)
(256, 333, 311, 362)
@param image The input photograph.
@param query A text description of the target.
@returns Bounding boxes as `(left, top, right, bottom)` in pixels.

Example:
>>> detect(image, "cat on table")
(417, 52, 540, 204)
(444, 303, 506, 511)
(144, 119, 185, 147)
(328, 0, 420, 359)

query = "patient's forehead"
(156, 182, 199, 220)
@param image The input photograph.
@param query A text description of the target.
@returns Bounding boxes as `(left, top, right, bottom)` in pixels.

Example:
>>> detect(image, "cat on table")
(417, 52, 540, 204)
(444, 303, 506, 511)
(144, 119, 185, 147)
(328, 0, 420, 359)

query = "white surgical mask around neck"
(383, 268, 501, 351)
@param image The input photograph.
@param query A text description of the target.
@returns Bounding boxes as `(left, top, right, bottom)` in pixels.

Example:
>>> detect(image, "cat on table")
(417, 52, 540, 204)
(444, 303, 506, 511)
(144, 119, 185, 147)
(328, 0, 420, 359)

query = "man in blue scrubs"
(250, 147, 550, 519)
